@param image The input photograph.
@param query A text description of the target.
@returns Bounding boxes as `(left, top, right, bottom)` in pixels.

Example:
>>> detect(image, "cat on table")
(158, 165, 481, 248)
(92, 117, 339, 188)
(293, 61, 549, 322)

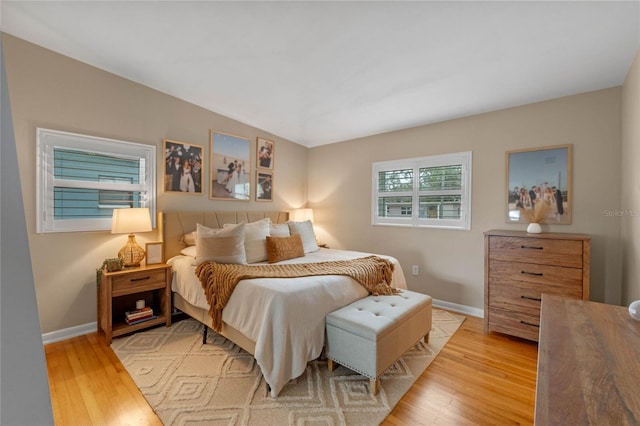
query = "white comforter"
(168, 248, 407, 397)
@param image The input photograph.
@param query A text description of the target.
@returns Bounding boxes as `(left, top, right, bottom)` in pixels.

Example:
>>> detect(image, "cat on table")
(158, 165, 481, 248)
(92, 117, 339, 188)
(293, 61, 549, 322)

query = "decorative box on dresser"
(484, 230, 590, 341)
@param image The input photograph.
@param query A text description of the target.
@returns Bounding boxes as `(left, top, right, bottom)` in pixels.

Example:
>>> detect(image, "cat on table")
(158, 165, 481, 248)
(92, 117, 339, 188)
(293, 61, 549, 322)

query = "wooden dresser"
(484, 230, 590, 341)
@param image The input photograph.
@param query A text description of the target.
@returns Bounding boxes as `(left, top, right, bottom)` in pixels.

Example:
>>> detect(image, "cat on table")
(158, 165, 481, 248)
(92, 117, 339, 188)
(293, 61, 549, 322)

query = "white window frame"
(372, 151, 472, 230)
(36, 128, 156, 233)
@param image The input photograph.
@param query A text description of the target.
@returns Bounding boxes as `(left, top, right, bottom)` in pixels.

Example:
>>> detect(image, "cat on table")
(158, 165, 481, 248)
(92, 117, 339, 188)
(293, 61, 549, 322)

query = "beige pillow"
(181, 231, 197, 246)
(266, 234, 305, 263)
(195, 222, 246, 265)
(225, 218, 271, 263)
(287, 220, 319, 253)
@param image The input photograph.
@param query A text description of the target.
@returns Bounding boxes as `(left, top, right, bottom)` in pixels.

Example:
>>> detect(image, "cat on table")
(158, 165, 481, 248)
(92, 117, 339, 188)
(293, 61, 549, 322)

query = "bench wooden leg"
(370, 378, 379, 395)
(424, 332, 430, 344)
(327, 358, 337, 372)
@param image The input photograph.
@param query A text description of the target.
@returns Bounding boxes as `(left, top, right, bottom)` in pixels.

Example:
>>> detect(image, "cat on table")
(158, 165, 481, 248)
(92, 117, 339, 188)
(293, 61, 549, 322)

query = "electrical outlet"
(412, 265, 419, 276)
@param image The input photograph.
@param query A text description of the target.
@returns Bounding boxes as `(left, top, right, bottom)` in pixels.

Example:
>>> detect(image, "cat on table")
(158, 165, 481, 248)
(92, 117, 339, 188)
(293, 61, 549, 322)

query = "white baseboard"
(41, 299, 482, 345)
(432, 298, 484, 318)
(42, 321, 97, 345)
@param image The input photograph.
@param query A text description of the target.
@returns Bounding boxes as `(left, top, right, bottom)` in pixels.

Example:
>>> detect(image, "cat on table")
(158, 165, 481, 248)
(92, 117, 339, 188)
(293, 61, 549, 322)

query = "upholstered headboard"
(159, 210, 289, 260)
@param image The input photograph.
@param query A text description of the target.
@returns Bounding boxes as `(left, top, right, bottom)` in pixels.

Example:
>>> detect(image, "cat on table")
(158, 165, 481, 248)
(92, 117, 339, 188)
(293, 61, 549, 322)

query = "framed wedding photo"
(210, 130, 251, 201)
(163, 139, 204, 194)
(145, 242, 164, 265)
(256, 137, 274, 170)
(256, 171, 273, 202)
(506, 144, 572, 224)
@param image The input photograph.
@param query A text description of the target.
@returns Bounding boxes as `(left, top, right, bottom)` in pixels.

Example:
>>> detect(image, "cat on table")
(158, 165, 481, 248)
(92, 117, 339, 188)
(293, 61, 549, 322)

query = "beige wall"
(309, 88, 623, 311)
(2, 31, 632, 333)
(621, 49, 640, 305)
(2, 34, 309, 334)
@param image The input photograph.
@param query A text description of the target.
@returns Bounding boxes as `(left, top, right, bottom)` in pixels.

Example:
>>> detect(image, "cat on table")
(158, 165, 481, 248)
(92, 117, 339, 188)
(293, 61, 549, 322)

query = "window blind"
(37, 128, 156, 233)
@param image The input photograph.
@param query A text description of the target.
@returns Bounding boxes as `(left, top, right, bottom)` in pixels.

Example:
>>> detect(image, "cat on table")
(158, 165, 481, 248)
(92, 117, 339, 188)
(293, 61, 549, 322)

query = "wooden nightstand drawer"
(488, 236, 583, 268)
(111, 269, 167, 296)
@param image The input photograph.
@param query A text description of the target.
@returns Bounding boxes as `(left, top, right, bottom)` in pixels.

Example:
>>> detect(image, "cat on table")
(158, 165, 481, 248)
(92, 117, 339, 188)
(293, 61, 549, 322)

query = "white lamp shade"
(111, 208, 152, 234)
(291, 208, 314, 223)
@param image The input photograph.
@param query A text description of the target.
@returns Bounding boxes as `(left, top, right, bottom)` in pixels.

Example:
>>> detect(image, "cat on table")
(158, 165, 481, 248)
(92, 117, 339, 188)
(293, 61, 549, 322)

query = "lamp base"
(118, 234, 146, 267)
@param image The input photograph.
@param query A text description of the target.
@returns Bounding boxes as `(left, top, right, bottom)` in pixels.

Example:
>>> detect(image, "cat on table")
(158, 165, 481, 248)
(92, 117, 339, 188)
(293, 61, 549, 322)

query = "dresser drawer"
(111, 269, 167, 296)
(489, 280, 582, 317)
(488, 307, 541, 341)
(488, 236, 584, 268)
(489, 260, 583, 291)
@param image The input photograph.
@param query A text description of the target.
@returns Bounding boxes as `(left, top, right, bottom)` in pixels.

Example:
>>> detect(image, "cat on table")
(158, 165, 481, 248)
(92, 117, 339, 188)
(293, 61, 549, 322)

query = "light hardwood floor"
(45, 314, 538, 425)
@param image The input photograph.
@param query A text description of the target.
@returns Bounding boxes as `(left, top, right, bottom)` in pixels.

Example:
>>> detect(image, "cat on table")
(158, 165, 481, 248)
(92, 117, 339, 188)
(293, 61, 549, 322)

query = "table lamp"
(111, 207, 152, 267)
(291, 208, 314, 223)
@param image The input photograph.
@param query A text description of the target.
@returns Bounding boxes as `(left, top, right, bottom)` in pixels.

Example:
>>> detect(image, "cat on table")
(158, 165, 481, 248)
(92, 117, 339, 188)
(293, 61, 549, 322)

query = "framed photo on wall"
(210, 130, 251, 200)
(506, 144, 572, 224)
(256, 171, 273, 202)
(256, 137, 274, 170)
(163, 139, 203, 194)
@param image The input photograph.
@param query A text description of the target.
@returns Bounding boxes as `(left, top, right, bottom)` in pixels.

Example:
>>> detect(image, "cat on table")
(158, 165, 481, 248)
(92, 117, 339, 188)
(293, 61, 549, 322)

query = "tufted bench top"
(326, 291, 432, 341)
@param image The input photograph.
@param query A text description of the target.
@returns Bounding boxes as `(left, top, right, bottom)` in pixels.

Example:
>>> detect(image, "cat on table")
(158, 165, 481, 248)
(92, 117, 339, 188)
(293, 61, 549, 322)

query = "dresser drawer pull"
(520, 295, 542, 302)
(130, 276, 151, 283)
(520, 320, 540, 328)
(521, 271, 543, 276)
(521, 245, 543, 250)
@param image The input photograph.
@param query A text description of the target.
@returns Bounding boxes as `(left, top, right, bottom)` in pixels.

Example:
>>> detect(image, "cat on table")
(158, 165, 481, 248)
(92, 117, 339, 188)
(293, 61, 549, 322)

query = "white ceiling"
(1, 1, 639, 147)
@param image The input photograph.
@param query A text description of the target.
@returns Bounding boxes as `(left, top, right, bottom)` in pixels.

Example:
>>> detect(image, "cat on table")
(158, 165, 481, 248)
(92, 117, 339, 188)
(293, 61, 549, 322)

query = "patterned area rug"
(112, 309, 464, 425)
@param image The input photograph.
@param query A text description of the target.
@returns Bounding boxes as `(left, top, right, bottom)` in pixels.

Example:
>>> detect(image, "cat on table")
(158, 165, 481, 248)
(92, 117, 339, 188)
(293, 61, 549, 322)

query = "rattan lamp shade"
(111, 208, 153, 267)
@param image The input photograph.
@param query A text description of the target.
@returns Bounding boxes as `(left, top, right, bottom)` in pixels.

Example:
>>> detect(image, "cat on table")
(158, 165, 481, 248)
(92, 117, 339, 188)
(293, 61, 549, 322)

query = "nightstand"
(98, 263, 172, 344)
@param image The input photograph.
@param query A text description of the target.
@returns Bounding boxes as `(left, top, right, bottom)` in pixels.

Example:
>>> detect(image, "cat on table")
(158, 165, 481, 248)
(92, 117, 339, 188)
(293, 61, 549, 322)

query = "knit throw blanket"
(195, 255, 399, 332)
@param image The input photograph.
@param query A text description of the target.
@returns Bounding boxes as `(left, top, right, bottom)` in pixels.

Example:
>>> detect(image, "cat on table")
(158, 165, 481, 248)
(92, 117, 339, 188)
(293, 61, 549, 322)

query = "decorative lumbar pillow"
(225, 218, 270, 263)
(266, 234, 305, 263)
(180, 246, 197, 257)
(195, 222, 246, 265)
(269, 223, 290, 237)
(287, 220, 319, 253)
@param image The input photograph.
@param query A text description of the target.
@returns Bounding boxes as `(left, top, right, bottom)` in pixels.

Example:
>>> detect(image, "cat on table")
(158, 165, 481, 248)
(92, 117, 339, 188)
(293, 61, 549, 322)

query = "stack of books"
(125, 307, 156, 325)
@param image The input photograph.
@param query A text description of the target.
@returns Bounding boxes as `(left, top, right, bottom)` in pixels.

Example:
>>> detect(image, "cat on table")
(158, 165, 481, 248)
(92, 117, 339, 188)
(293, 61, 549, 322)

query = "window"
(37, 128, 156, 233)
(372, 151, 472, 230)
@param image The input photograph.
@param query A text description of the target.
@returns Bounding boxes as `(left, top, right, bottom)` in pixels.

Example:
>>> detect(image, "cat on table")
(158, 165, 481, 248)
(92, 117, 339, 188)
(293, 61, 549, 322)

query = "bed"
(160, 210, 407, 396)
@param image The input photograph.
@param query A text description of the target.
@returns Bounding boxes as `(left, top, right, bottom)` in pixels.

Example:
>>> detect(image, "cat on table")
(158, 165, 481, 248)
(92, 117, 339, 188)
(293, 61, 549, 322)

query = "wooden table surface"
(535, 294, 640, 425)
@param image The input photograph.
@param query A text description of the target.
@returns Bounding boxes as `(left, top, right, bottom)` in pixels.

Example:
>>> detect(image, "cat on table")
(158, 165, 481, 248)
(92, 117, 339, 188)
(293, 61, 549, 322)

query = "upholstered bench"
(325, 290, 432, 395)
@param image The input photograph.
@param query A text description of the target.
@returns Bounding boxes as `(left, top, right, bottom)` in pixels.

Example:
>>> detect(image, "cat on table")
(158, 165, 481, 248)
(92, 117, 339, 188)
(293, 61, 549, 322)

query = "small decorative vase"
(526, 223, 542, 234)
(629, 300, 640, 321)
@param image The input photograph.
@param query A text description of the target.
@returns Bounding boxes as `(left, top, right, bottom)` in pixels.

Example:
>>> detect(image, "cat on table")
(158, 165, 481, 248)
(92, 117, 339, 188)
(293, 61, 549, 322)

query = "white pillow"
(195, 222, 246, 265)
(180, 246, 197, 257)
(269, 223, 290, 237)
(287, 220, 319, 253)
(225, 218, 270, 263)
